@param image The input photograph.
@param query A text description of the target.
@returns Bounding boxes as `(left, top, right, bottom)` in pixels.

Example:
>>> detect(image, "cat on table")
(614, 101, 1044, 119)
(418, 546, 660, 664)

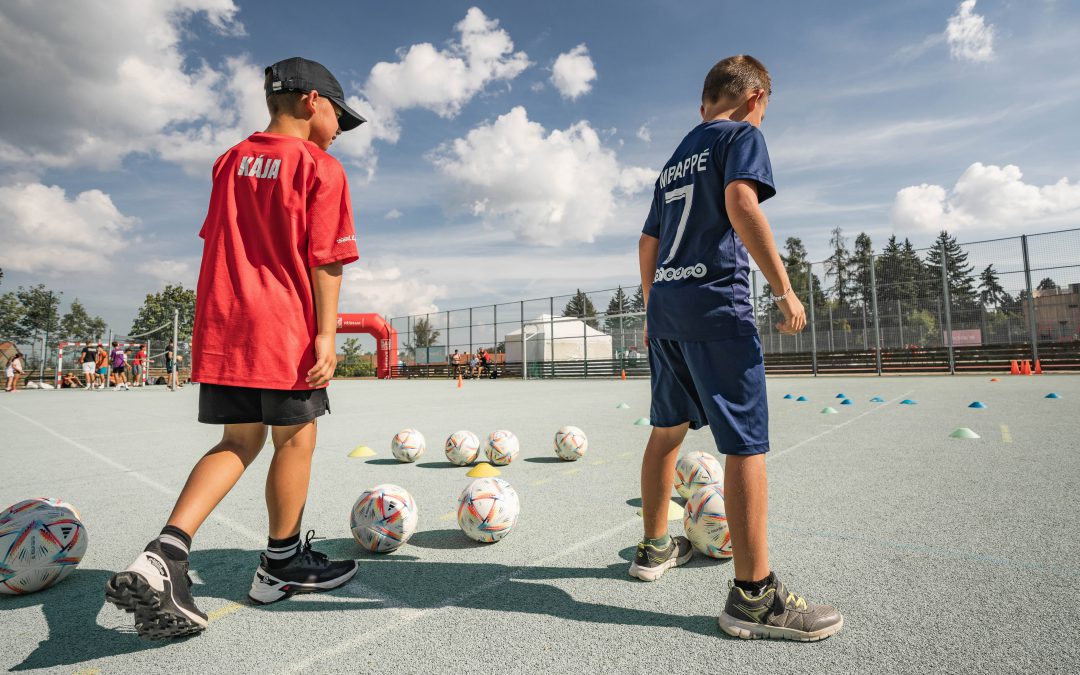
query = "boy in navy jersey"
(629, 55, 843, 641)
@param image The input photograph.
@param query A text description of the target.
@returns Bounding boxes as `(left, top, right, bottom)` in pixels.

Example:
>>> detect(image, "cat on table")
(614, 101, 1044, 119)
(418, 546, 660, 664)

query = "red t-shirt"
(192, 133, 359, 390)
(133, 350, 145, 366)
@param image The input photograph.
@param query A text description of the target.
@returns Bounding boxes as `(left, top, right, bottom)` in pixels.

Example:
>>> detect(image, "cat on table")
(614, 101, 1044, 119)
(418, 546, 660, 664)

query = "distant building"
(1027, 283, 1080, 342)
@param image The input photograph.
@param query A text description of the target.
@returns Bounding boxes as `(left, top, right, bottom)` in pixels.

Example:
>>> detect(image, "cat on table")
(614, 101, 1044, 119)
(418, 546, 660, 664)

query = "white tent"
(504, 314, 613, 363)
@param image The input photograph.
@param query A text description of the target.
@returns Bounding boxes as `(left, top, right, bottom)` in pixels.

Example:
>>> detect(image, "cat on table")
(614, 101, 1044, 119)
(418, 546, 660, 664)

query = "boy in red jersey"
(106, 57, 366, 639)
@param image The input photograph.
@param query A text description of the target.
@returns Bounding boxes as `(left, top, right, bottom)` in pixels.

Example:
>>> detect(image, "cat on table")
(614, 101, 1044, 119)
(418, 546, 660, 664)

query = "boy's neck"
(264, 117, 311, 141)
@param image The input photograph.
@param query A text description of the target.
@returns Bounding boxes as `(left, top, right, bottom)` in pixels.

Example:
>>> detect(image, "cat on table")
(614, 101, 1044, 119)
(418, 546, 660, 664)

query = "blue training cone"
(796, 396, 808, 402)
(835, 393, 847, 399)
(870, 396, 885, 403)
(968, 401, 987, 409)
(900, 399, 917, 405)
(783, 394, 793, 399)
(841, 399, 853, 405)
(1045, 393, 1061, 399)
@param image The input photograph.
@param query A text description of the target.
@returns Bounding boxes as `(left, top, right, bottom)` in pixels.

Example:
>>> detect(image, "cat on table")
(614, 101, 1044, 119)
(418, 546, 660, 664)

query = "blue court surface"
(1, 375, 1078, 674)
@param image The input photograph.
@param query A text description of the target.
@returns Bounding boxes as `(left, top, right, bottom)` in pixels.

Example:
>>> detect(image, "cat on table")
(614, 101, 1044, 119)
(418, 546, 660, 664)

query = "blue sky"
(1, 0, 1079, 337)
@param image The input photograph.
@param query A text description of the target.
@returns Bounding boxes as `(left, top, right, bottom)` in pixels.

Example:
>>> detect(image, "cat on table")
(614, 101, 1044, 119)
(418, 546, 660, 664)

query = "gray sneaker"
(718, 573, 843, 641)
(627, 536, 693, 581)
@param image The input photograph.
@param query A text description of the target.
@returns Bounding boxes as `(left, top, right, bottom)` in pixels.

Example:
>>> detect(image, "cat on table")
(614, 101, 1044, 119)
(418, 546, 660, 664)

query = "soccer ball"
(554, 426, 588, 461)
(0, 497, 88, 594)
(674, 451, 724, 499)
(457, 477, 520, 543)
(485, 430, 519, 466)
(445, 430, 480, 466)
(349, 484, 418, 553)
(682, 484, 732, 559)
(391, 428, 426, 463)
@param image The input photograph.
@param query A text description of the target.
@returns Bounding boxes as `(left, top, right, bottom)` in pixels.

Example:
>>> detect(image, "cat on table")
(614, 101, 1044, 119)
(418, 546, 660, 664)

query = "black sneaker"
(104, 540, 208, 639)
(627, 536, 693, 581)
(248, 530, 358, 604)
(718, 572, 844, 641)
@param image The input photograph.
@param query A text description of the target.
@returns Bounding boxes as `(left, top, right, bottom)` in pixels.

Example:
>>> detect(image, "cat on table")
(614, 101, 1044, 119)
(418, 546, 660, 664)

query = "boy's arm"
(725, 179, 806, 334)
(638, 233, 660, 338)
(307, 262, 343, 388)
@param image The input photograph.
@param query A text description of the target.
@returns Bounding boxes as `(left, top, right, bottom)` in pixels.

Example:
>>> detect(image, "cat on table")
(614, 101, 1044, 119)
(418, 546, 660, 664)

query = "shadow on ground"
(523, 457, 564, 464)
(2, 568, 168, 671)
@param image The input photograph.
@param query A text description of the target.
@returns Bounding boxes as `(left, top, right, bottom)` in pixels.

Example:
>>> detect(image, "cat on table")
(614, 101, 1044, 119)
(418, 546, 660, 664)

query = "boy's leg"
(265, 420, 317, 539)
(249, 410, 357, 604)
(724, 454, 770, 582)
(166, 423, 268, 535)
(640, 424, 688, 538)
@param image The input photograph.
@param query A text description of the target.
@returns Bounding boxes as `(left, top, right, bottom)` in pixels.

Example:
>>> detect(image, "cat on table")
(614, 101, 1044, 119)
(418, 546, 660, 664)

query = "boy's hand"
(775, 294, 807, 334)
(306, 334, 337, 387)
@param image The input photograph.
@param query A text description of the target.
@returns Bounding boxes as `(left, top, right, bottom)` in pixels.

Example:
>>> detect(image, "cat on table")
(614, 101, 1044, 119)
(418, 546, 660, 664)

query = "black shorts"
(114, 365, 126, 373)
(197, 383, 330, 426)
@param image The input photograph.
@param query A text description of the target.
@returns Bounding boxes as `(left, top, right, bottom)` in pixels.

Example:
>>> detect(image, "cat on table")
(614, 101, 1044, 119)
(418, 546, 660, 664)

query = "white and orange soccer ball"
(349, 484, 418, 553)
(485, 430, 519, 466)
(391, 428, 426, 463)
(445, 430, 480, 466)
(457, 477, 520, 543)
(0, 497, 88, 594)
(682, 484, 732, 559)
(554, 426, 588, 461)
(674, 451, 724, 499)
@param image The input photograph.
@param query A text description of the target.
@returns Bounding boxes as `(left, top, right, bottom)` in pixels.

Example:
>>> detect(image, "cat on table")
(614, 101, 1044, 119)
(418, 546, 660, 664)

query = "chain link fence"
(391, 228, 1080, 377)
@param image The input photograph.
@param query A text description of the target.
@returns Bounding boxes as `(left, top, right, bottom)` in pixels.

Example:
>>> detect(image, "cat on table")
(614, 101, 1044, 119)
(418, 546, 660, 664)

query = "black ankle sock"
(157, 525, 192, 562)
(734, 573, 773, 596)
(265, 533, 301, 569)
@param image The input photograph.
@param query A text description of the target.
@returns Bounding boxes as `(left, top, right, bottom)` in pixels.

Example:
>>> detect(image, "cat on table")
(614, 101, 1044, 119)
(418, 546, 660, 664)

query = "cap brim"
(328, 95, 366, 132)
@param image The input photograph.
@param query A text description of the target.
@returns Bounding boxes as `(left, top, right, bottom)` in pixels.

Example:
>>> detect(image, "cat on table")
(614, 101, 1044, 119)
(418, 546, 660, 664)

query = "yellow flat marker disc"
(466, 462, 502, 478)
(636, 499, 684, 521)
(348, 445, 376, 458)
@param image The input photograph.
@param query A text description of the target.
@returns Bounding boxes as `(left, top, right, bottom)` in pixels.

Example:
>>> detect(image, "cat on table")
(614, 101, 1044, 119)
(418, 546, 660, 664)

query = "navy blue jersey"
(642, 119, 775, 340)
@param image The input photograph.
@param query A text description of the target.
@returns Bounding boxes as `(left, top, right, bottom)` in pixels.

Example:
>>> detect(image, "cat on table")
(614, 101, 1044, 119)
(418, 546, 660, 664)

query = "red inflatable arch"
(337, 313, 398, 379)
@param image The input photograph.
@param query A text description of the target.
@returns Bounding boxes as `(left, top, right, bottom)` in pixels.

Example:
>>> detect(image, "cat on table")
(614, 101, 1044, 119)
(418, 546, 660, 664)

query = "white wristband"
(772, 288, 793, 302)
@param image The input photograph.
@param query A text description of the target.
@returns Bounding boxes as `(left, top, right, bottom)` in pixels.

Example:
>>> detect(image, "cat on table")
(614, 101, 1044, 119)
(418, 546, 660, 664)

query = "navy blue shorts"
(648, 335, 769, 455)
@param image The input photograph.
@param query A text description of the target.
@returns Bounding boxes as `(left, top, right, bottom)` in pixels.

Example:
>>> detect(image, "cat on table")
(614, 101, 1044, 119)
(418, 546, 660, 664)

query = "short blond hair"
(702, 55, 771, 104)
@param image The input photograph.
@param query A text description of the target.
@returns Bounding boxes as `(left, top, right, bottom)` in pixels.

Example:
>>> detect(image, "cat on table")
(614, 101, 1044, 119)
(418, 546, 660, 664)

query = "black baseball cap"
(264, 57, 366, 131)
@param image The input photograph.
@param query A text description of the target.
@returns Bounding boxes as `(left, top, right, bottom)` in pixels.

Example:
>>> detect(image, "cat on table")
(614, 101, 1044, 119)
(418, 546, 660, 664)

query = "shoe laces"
(296, 530, 330, 568)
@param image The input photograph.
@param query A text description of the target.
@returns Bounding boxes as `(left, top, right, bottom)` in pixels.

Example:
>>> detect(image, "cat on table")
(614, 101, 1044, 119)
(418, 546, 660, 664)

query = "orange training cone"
(457, 373, 463, 388)
(621, 369, 627, 380)
(1034, 360, 1043, 374)
(1021, 360, 1032, 375)
(1010, 360, 1019, 375)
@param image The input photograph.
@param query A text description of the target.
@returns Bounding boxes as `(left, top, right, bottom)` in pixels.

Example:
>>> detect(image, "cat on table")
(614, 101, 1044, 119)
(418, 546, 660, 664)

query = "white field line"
(282, 389, 913, 673)
(0, 403, 400, 611)
(764, 391, 912, 462)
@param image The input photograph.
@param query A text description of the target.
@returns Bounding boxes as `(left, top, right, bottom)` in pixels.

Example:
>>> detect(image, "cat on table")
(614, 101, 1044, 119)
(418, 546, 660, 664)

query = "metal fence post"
(492, 304, 497, 374)
(807, 263, 817, 376)
(446, 310, 450, 367)
(1021, 234, 1039, 364)
(897, 297, 904, 347)
(469, 307, 473, 355)
(549, 297, 555, 377)
(171, 309, 178, 391)
(940, 242, 955, 374)
(520, 300, 525, 379)
(869, 252, 882, 375)
(582, 309, 588, 379)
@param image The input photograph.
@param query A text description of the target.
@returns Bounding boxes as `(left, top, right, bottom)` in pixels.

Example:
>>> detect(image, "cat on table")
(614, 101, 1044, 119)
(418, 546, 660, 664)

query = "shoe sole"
(627, 546, 694, 582)
(248, 561, 359, 605)
(717, 612, 844, 642)
(105, 571, 207, 640)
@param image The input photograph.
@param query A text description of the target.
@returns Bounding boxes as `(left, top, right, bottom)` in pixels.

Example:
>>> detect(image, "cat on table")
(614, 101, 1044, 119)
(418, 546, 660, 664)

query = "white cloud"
(636, 124, 652, 143)
(136, 258, 196, 286)
(384, 209, 403, 220)
(946, 0, 995, 63)
(430, 106, 653, 245)
(0, 183, 137, 273)
(550, 44, 597, 100)
(891, 163, 1080, 232)
(340, 265, 446, 317)
(364, 7, 529, 118)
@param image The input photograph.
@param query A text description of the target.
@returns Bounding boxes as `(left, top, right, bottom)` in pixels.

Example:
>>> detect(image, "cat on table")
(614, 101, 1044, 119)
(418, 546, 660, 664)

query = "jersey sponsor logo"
(654, 263, 707, 282)
(335, 235, 356, 244)
(237, 155, 282, 180)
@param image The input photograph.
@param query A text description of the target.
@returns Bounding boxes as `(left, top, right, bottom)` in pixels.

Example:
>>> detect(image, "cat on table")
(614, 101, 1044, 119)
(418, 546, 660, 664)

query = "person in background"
(132, 344, 146, 386)
(4, 350, 25, 392)
(95, 344, 109, 389)
(165, 342, 177, 389)
(81, 345, 97, 389)
(110, 342, 130, 391)
(468, 352, 480, 379)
